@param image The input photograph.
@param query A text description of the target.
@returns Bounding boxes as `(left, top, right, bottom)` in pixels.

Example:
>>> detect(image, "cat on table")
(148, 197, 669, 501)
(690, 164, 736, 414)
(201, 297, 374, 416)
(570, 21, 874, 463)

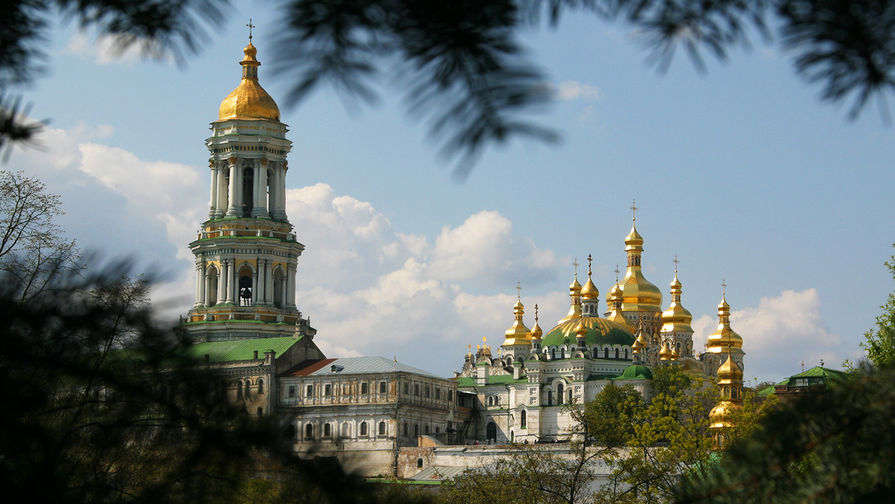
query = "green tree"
(862, 247, 895, 369)
(575, 382, 643, 448)
(3, 1, 895, 172)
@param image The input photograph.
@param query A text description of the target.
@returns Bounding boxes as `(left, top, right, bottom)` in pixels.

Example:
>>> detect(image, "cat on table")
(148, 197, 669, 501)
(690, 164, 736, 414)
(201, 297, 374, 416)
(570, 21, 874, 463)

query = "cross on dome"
(246, 18, 255, 41)
(631, 199, 638, 222)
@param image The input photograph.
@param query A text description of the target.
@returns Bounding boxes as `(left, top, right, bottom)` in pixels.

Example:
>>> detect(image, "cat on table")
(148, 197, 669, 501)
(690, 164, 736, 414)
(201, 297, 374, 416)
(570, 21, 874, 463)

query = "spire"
(218, 36, 280, 121)
(561, 259, 583, 322)
(502, 291, 531, 346)
(581, 253, 600, 301)
(529, 303, 543, 340)
(620, 210, 662, 313)
(706, 284, 742, 352)
(661, 256, 693, 346)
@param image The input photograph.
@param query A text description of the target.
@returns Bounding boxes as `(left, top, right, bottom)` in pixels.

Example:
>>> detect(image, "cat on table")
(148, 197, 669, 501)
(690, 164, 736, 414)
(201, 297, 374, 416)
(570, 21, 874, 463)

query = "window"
(604, 348, 609, 359)
(258, 379, 264, 394)
(435, 426, 440, 434)
(306, 385, 313, 397)
(557, 383, 564, 405)
(360, 422, 368, 436)
(305, 424, 313, 439)
(361, 382, 368, 395)
(615, 348, 619, 359)
(324, 384, 332, 396)
(417, 458, 423, 469)
(448, 390, 453, 401)
(237, 380, 243, 399)
(324, 424, 331, 437)
(288, 385, 295, 398)
(414, 384, 420, 396)
(547, 390, 553, 405)
(403, 422, 408, 436)
(378, 421, 386, 436)
(521, 409, 527, 428)
(244, 381, 250, 397)
(403, 382, 408, 394)
(624, 348, 629, 359)
(379, 381, 387, 394)
(425, 386, 430, 398)
(424, 424, 429, 434)
(414, 424, 419, 437)
(435, 388, 441, 399)
(592, 348, 599, 359)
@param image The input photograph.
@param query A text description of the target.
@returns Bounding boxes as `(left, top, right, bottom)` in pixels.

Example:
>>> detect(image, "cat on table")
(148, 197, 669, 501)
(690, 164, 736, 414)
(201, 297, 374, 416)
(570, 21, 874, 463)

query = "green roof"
(757, 385, 776, 397)
(183, 336, 303, 363)
(541, 317, 634, 348)
(615, 364, 653, 381)
(455, 374, 526, 388)
(789, 366, 847, 380)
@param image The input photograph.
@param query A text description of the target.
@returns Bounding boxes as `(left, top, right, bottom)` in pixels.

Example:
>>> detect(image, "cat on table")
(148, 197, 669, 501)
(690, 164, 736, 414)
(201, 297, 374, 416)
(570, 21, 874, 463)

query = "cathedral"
(455, 218, 747, 445)
(177, 34, 748, 474)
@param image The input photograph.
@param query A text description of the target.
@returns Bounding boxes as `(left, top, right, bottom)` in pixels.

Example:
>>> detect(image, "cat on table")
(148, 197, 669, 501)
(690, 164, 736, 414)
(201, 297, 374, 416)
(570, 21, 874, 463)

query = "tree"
(0, 170, 82, 302)
(3, 1, 895, 173)
(862, 246, 895, 369)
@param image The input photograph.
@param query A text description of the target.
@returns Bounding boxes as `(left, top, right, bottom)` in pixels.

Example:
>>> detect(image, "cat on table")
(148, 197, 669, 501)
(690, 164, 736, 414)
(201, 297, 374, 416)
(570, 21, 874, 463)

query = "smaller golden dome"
(706, 295, 743, 350)
(574, 318, 587, 337)
(581, 277, 599, 299)
(709, 401, 741, 428)
(217, 42, 281, 122)
(717, 353, 743, 381)
(502, 299, 531, 346)
(659, 340, 673, 360)
(569, 277, 582, 293)
(530, 303, 543, 340)
(625, 223, 644, 250)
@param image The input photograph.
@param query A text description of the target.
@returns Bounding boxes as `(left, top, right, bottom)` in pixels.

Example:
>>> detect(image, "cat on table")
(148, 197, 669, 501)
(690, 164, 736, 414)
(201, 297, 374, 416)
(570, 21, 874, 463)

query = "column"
(194, 262, 202, 307)
(265, 261, 274, 304)
(223, 260, 233, 304)
(216, 165, 228, 218)
(277, 168, 287, 220)
(198, 260, 206, 307)
(205, 268, 215, 306)
(286, 262, 296, 308)
(251, 262, 259, 306)
(267, 168, 278, 221)
(208, 166, 218, 220)
(231, 259, 240, 304)
(258, 162, 269, 218)
(226, 161, 239, 217)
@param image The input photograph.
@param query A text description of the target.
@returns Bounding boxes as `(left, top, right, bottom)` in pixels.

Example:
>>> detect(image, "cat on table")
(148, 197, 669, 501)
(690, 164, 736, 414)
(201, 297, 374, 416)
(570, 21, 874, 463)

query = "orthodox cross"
(673, 254, 680, 274)
(516, 281, 522, 301)
(587, 253, 593, 276)
(573, 258, 579, 279)
(721, 279, 727, 298)
(246, 19, 255, 41)
(631, 199, 637, 222)
(534, 303, 539, 323)
(614, 265, 620, 283)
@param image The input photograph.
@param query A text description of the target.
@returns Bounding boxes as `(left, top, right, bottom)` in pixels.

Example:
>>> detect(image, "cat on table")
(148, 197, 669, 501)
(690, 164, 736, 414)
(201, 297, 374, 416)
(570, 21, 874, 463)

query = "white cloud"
(692, 289, 850, 382)
(63, 32, 168, 66)
(555, 81, 601, 102)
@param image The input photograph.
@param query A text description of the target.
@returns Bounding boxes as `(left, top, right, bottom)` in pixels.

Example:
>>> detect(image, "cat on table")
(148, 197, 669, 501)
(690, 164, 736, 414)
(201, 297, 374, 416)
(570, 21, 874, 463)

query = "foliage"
(0, 263, 416, 504)
(861, 247, 895, 369)
(676, 365, 895, 504)
(0, 170, 82, 301)
(3, 1, 895, 172)
(436, 443, 603, 504)
(574, 382, 642, 448)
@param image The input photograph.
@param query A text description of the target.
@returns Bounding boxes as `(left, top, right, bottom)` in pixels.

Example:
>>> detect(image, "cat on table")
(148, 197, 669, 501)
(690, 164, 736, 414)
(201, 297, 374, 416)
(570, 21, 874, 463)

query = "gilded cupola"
(620, 209, 662, 313)
(560, 262, 583, 322)
(705, 291, 743, 352)
(709, 350, 744, 446)
(529, 304, 543, 341)
(661, 265, 694, 334)
(502, 297, 531, 346)
(218, 41, 281, 122)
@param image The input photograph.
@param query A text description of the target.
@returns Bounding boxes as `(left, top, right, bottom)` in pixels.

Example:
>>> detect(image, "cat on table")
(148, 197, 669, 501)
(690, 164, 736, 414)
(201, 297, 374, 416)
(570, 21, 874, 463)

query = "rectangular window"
(414, 384, 420, 396)
(379, 381, 387, 394)
(403, 382, 408, 394)
(324, 384, 332, 396)
(448, 390, 453, 401)
(306, 385, 313, 398)
(288, 385, 295, 398)
(435, 388, 441, 399)
(361, 382, 368, 394)
(425, 386, 430, 398)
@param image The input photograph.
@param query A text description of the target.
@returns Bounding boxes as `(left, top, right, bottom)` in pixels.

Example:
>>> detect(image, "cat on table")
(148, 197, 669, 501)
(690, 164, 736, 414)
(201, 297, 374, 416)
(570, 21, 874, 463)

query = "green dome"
(541, 316, 634, 348)
(617, 364, 653, 380)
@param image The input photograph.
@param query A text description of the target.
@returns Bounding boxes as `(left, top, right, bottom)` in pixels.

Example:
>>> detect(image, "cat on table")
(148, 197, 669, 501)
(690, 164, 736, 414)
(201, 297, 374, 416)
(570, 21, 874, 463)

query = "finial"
(534, 304, 539, 323)
(587, 254, 593, 277)
(482, 336, 487, 344)
(721, 279, 727, 299)
(246, 18, 255, 42)
(468, 344, 472, 350)
(573, 258, 579, 280)
(614, 265, 620, 284)
(801, 359, 805, 372)
(394, 355, 397, 363)
(820, 358, 824, 367)
(631, 199, 638, 222)
(673, 254, 679, 275)
(516, 281, 522, 301)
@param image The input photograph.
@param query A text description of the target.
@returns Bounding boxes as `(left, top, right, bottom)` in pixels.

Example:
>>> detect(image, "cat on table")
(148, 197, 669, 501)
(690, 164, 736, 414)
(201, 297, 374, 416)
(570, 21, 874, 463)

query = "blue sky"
(9, 4, 895, 384)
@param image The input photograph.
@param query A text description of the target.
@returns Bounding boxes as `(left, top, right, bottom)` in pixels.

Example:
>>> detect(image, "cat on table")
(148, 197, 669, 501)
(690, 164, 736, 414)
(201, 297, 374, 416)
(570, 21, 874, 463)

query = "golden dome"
(659, 340, 673, 360)
(709, 401, 741, 429)
(502, 299, 531, 346)
(620, 223, 662, 312)
(560, 271, 583, 322)
(624, 223, 644, 250)
(661, 271, 694, 333)
(706, 295, 743, 351)
(581, 277, 599, 300)
(217, 43, 281, 122)
(530, 303, 543, 340)
(717, 352, 743, 381)
(569, 277, 582, 293)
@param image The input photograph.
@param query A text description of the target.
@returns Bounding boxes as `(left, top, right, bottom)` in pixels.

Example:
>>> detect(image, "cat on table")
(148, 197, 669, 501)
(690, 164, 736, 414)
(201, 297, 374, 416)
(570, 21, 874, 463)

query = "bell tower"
(185, 39, 312, 342)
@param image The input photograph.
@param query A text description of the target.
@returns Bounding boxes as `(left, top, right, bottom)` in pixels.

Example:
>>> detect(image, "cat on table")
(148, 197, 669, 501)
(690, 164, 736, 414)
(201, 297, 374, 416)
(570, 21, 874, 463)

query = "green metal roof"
(184, 336, 303, 362)
(541, 317, 634, 348)
(789, 366, 847, 380)
(615, 364, 653, 381)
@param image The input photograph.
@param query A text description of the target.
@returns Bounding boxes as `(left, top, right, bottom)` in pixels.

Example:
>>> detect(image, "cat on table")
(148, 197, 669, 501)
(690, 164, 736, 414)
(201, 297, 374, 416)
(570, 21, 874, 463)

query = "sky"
(8, 3, 895, 385)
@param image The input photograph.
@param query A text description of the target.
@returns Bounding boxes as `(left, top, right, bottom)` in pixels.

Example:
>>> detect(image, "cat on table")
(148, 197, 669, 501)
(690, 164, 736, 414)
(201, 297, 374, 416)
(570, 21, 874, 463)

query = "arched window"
(244, 380, 250, 397)
(305, 423, 313, 439)
(378, 421, 386, 436)
(486, 422, 497, 441)
(521, 409, 527, 428)
(604, 348, 609, 359)
(624, 348, 629, 360)
(273, 268, 285, 308)
(417, 458, 423, 469)
(615, 348, 620, 359)
(206, 266, 218, 307)
(425, 424, 430, 434)
(241, 166, 254, 217)
(257, 379, 264, 394)
(324, 423, 331, 437)
(592, 348, 598, 359)
(236, 380, 243, 399)
(557, 383, 564, 405)
(547, 390, 553, 405)
(560, 348, 566, 359)
(414, 424, 419, 437)
(238, 265, 253, 306)
(550, 348, 556, 360)
(257, 407, 263, 415)
(360, 422, 368, 436)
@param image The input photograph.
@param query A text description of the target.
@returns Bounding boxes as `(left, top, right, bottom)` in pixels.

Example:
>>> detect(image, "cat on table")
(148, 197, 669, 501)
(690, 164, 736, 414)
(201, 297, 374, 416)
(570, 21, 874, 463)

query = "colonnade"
(208, 160, 287, 220)
(194, 258, 296, 309)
